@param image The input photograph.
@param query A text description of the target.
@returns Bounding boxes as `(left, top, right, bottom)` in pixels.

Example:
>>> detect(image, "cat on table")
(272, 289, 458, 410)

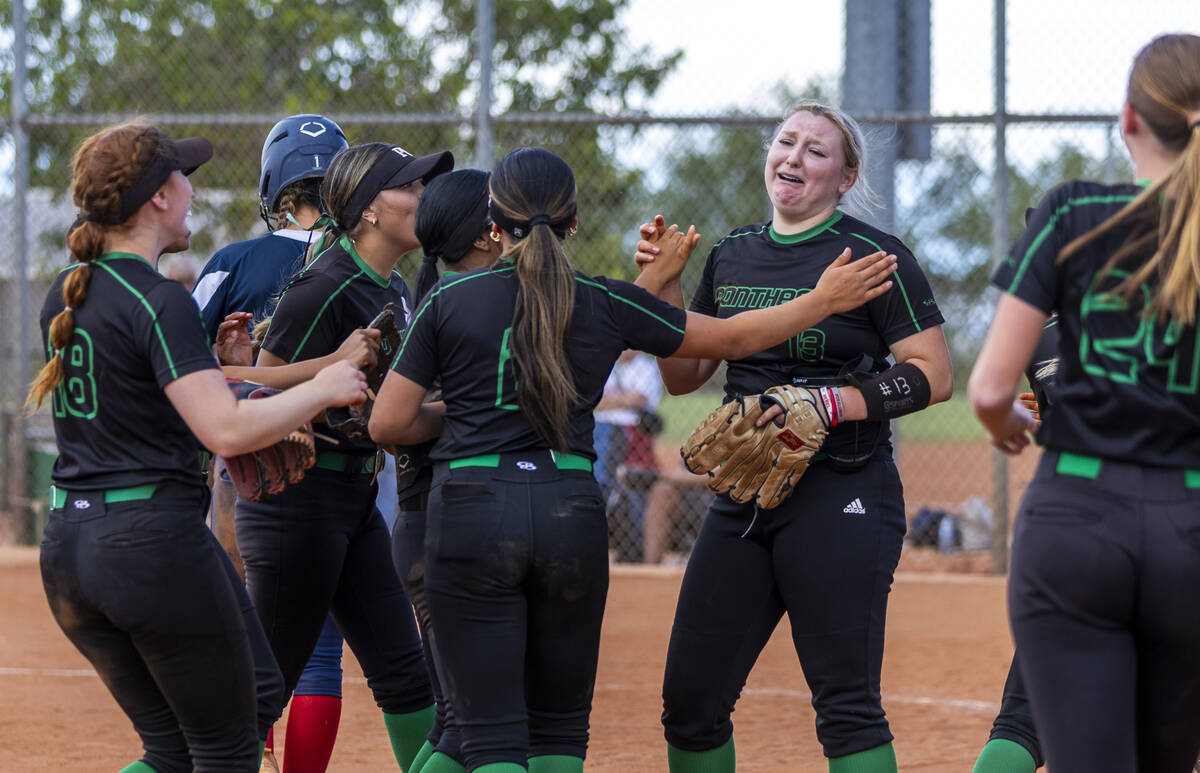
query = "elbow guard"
(848, 361, 931, 421)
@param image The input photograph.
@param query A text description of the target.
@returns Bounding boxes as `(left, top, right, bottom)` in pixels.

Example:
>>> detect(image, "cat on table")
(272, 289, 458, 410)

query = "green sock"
(383, 704, 437, 772)
(118, 763, 155, 773)
(409, 739, 437, 773)
(258, 739, 266, 768)
(528, 755, 583, 773)
(421, 751, 468, 773)
(971, 738, 1036, 773)
(828, 742, 897, 773)
(473, 764, 526, 772)
(667, 737, 735, 773)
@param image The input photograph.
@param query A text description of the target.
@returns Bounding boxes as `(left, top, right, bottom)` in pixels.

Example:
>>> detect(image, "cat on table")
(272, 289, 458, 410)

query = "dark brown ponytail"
(488, 148, 580, 449)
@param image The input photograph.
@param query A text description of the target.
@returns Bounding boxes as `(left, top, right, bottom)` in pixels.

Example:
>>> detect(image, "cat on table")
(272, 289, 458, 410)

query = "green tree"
(0, 0, 679, 265)
(897, 140, 1132, 381)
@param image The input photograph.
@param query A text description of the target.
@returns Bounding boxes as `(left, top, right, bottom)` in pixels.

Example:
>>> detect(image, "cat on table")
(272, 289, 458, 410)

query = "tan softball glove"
(681, 385, 839, 509)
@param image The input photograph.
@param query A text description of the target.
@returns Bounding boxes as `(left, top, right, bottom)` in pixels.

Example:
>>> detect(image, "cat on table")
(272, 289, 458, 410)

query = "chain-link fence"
(2, 0, 1195, 567)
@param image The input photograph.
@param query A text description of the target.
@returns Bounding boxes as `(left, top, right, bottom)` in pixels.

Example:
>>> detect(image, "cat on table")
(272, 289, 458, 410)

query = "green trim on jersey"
(573, 276, 686, 335)
(830, 229, 922, 332)
(712, 224, 768, 249)
(1005, 193, 1138, 295)
(398, 265, 686, 363)
(286, 269, 366, 363)
(768, 210, 844, 244)
(340, 236, 392, 288)
(94, 253, 181, 379)
(398, 265, 518, 360)
(495, 326, 519, 410)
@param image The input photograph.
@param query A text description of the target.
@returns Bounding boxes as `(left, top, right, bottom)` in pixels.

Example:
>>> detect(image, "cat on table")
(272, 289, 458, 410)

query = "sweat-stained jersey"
(262, 235, 413, 456)
(690, 211, 944, 460)
(992, 179, 1200, 468)
(40, 253, 219, 491)
(191, 229, 318, 343)
(391, 260, 687, 462)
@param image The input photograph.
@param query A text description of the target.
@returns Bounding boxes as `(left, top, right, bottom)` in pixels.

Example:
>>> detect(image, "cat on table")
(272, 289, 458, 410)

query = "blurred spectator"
(163, 256, 199, 292)
(642, 463, 715, 564)
(594, 350, 662, 562)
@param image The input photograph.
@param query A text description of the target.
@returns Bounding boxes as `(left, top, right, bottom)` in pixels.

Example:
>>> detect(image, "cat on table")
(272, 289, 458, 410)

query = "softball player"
(369, 146, 899, 773)
(391, 167, 502, 773)
(236, 141, 453, 772)
(970, 33, 1200, 772)
(30, 121, 366, 773)
(636, 102, 953, 773)
(193, 114, 347, 341)
(194, 114, 356, 773)
(972, 317, 1058, 773)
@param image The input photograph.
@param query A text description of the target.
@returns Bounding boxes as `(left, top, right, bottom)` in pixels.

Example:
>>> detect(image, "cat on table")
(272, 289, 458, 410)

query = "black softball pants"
(1010, 451, 1200, 773)
(40, 483, 283, 773)
(987, 654, 1043, 766)
(393, 497, 462, 761)
(662, 457, 906, 759)
(424, 452, 609, 770)
(236, 463, 433, 715)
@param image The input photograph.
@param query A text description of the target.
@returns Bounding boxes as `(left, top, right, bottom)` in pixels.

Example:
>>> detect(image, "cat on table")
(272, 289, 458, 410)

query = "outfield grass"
(654, 390, 986, 445)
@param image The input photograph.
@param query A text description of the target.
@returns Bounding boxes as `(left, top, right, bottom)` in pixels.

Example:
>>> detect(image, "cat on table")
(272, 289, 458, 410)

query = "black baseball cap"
(337, 145, 454, 231)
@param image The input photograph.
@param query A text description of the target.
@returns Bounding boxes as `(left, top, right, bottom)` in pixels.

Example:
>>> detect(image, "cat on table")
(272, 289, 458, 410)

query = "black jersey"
(391, 260, 687, 461)
(39, 253, 220, 491)
(691, 211, 944, 459)
(992, 179, 1200, 468)
(263, 235, 414, 455)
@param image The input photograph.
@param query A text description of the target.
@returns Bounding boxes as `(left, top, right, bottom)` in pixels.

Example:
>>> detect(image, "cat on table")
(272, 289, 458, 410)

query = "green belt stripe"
(1056, 454, 1200, 488)
(552, 452, 593, 472)
(449, 453, 502, 469)
(50, 483, 157, 510)
(1055, 452, 1101, 479)
(315, 451, 377, 475)
(449, 452, 592, 472)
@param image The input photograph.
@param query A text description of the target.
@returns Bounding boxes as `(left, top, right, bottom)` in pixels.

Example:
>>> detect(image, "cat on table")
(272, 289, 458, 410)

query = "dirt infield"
(0, 545, 1016, 772)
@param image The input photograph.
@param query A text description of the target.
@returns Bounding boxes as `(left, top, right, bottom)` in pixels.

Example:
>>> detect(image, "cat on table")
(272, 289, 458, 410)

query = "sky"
(620, 0, 1200, 117)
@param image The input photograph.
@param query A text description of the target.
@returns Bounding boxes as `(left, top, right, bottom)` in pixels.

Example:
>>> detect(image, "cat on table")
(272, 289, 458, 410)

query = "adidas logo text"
(843, 498, 867, 515)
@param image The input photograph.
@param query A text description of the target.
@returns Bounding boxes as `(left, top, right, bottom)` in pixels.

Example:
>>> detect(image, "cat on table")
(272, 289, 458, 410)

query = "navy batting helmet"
(258, 114, 348, 223)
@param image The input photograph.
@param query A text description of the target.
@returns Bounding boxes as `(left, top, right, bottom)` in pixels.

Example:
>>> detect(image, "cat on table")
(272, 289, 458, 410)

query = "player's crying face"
(765, 111, 855, 224)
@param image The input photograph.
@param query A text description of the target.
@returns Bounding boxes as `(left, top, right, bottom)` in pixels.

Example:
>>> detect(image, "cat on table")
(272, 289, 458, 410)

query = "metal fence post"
(475, 0, 494, 170)
(10, 0, 32, 540)
(989, 0, 1011, 574)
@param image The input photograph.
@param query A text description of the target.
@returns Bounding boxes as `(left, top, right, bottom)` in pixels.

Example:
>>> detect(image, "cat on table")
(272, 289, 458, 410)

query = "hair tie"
(64, 305, 74, 312)
(528, 213, 552, 228)
(421, 252, 440, 264)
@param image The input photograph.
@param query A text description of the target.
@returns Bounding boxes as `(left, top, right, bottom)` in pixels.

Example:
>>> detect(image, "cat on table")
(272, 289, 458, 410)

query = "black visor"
(337, 146, 454, 232)
(81, 136, 213, 227)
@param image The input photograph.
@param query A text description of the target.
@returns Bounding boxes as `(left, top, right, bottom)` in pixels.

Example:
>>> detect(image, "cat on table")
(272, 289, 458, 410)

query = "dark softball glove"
(222, 379, 317, 501)
(681, 385, 839, 509)
(326, 302, 406, 440)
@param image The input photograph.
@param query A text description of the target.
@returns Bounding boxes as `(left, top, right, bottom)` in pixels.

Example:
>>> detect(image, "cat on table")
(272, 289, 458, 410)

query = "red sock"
(282, 695, 342, 773)
(265, 726, 275, 754)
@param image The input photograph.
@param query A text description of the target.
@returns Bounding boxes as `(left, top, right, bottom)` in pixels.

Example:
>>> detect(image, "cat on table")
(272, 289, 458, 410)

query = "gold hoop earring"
(490, 231, 502, 242)
(567, 226, 578, 237)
